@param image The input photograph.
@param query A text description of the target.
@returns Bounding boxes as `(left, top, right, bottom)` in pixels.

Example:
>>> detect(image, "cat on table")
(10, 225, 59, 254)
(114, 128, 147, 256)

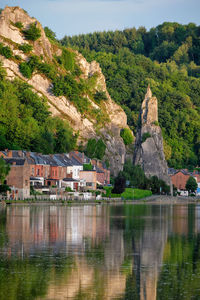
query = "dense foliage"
(0, 157, 10, 184)
(23, 23, 41, 41)
(0, 62, 76, 154)
(85, 138, 106, 160)
(121, 160, 170, 194)
(186, 176, 198, 193)
(120, 128, 134, 145)
(61, 22, 200, 169)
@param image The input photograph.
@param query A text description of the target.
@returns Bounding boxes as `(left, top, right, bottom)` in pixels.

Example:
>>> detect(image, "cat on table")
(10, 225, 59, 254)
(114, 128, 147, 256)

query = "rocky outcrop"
(0, 6, 128, 175)
(133, 86, 171, 185)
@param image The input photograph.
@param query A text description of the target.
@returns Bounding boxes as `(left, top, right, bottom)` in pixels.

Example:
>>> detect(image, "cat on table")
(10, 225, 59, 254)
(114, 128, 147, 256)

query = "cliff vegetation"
(62, 22, 200, 169)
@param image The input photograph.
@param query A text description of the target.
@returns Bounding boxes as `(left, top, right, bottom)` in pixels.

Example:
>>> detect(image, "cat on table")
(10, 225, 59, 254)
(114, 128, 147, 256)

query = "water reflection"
(0, 203, 200, 299)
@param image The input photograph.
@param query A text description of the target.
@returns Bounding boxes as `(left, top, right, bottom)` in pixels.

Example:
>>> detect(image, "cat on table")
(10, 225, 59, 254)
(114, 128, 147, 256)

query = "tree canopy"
(61, 22, 200, 169)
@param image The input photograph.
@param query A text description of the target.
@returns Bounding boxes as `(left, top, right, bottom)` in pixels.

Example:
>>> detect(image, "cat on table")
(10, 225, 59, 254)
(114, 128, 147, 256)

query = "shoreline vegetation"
(1, 195, 200, 206)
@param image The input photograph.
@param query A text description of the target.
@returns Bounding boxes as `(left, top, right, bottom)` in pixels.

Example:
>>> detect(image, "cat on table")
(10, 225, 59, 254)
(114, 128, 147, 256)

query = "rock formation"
(0, 6, 129, 175)
(133, 86, 171, 185)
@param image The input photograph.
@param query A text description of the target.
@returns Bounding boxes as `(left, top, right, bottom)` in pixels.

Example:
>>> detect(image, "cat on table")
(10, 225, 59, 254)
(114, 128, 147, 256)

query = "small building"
(170, 170, 190, 190)
(79, 170, 97, 190)
(4, 157, 30, 200)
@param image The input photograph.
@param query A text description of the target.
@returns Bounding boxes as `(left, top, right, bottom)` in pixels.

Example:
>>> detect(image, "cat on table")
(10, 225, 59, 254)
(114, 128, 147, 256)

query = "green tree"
(186, 176, 198, 193)
(112, 171, 126, 194)
(0, 157, 10, 184)
(120, 128, 134, 145)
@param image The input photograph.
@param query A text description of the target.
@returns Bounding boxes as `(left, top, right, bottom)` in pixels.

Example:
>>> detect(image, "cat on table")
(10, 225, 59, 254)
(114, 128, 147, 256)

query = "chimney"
(7, 150, 12, 158)
(18, 150, 23, 157)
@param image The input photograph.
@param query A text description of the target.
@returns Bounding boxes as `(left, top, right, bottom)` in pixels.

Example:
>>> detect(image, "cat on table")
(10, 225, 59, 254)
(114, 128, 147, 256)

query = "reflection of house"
(4, 158, 30, 199)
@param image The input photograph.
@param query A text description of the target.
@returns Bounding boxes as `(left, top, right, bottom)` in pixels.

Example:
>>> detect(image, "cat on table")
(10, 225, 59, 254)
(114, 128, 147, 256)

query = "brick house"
(4, 157, 30, 199)
(170, 170, 190, 190)
(91, 159, 110, 185)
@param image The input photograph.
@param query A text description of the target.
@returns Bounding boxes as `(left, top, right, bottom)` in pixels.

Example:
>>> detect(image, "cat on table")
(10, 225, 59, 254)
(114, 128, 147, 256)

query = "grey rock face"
(133, 86, 171, 185)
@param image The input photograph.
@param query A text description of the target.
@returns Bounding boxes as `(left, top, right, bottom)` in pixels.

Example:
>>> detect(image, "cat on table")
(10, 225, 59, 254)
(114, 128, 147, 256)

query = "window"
(37, 169, 40, 176)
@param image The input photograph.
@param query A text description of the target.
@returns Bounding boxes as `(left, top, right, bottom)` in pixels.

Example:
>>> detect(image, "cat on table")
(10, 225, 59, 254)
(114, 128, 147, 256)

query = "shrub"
(112, 171, 126, 194)
(86, 138, 97, 158)
(85, 138, 106, 160)
(83, 163, 93, 171)
(14, 22, 23, 29)
(58, 49, 75, 71)
(44, 26, 57, 41)
(19, 62, 32, 78)
(23, 23, 41, 41)
(186, 176, 198, 193)
(94, 91, 107, 103)
(14, 55, 22, 61)
(142, 132, 151, 143)
(19, 43, 33, 53)
(120, 128, 134, 145)
(0, 43, 13, 58)
(65, 186, 73, 192)
(95, 139, 106, 160)
(153, 121, 159, 126)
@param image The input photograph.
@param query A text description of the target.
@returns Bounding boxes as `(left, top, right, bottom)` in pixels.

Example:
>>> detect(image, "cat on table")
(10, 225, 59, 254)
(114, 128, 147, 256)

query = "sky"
(1, 0, 199, 39)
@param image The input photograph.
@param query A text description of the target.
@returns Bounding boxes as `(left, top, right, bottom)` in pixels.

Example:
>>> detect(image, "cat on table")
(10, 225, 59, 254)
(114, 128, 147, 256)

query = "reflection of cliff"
(133, 206, 170, 300)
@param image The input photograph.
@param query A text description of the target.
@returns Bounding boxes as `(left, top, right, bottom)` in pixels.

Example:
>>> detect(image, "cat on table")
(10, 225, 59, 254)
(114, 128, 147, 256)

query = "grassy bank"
(103, 187, 152, 200)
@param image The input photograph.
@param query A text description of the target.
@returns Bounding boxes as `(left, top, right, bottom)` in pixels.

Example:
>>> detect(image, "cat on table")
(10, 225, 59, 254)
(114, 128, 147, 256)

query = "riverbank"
(1, 195, 200, 206)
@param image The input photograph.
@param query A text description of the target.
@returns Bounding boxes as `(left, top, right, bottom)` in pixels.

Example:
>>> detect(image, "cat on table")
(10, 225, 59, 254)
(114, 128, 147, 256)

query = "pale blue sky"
(1, 0, 199, 38)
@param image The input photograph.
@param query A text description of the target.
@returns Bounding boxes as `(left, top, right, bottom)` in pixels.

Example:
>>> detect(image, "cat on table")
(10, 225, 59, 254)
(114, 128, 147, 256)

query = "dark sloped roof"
(4, 158, 26, 166)
(69, 156, 83, 166)
(53, 154, 73, 167)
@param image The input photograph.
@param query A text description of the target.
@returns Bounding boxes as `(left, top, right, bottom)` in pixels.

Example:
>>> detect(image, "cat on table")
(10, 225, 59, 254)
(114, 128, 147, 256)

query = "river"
(0, 202, 200, 300)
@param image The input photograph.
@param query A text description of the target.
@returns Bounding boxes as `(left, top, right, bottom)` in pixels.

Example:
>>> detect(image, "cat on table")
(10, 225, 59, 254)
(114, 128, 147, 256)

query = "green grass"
(121, 188, 152, 200)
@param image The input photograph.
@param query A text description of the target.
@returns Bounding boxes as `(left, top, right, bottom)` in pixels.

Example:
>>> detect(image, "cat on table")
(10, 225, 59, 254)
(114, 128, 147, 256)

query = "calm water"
(0, 203, 200, 300)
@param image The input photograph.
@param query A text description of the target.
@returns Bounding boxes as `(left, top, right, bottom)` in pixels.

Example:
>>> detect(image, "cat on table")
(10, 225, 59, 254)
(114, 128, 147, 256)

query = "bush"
(94, 91, 107, 103)
(153, 121, 159, 126)
(0, 43, 13, 58)
(19, 62, 32, 78)
(112, 171, 126, 194)
(142, 132, 151, 143)
(19, 43, 33, 53)
(23, 23, 41, 41)
(14, 22, 23, 29)
(120, 128, 134, 145)
(95, 139, 106, 160)
(86, 138, 97, 158)
(83, 163, 93, 171)
(58, 49, 75, 72)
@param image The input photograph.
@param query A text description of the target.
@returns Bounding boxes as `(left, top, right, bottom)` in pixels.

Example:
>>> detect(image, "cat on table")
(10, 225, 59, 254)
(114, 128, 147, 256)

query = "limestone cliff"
(133, 86, 171, 184)
(0, 6, 129, 175)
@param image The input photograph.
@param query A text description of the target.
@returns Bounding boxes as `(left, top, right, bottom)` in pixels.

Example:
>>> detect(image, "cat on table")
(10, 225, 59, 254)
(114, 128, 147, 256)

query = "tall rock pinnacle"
(133, 86, 171, 185)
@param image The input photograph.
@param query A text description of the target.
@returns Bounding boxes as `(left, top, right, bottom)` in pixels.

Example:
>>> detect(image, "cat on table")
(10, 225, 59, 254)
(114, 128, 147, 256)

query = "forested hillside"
(0, 62, 76, 154)
(61, 22, 200, 169)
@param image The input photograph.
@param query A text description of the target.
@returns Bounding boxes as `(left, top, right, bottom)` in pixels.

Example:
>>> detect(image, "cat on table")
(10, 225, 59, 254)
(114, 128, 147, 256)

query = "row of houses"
(169, 168, 200, 195)
(0, 150, 110, 199)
